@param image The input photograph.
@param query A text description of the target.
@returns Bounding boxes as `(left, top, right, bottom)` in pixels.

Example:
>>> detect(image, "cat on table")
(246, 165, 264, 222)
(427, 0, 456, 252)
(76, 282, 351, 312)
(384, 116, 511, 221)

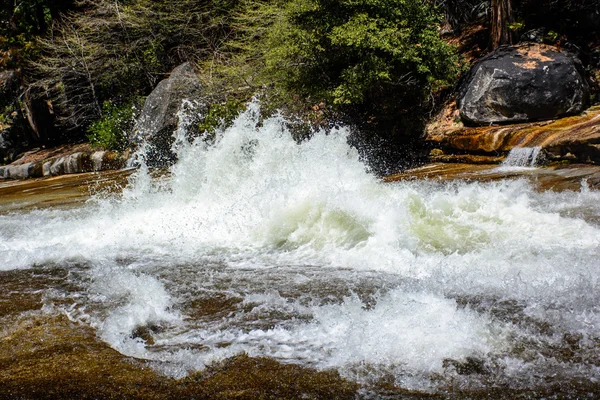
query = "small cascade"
(501, 146, 543, 168)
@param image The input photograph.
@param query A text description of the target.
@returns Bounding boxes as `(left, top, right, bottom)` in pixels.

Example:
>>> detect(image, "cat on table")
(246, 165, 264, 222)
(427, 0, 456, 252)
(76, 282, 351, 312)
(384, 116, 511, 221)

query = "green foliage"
(86, 101, 135, 150)
(263, 0, 461, 108)
(427, 0, 488, 29)
(508, 21, 525, 31)
(196, 0, 280, 105)
(32, 0, 243, 131)
(198, 98, 246, 136)
(195, 0, 462, 171)
(24, 0, 461, 150)
(546, 30, 559, 42)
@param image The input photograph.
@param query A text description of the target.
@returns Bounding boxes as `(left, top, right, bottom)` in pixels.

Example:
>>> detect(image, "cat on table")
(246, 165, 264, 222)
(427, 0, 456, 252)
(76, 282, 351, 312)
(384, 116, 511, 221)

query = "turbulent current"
(2, 102, 600, 394)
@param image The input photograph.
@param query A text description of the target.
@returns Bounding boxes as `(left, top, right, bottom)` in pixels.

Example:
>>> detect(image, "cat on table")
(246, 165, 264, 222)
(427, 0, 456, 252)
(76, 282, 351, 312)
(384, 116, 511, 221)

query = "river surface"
(2, 104, 600, 397)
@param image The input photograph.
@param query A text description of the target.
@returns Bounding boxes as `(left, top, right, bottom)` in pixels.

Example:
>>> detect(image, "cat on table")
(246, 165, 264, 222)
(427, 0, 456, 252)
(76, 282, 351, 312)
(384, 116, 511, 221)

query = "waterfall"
(501, 146, 543, 168)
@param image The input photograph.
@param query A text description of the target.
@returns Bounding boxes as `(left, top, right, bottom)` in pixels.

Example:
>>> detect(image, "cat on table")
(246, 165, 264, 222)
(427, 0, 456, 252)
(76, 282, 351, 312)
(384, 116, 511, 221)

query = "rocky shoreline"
(386, 162, 600, 192)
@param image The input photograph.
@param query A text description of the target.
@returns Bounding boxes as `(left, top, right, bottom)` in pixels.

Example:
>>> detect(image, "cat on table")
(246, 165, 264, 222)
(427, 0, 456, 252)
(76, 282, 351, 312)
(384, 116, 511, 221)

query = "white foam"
(91, 268, 182, 356)
(496, 146, 543, 171)
(1, 102, 600, 390)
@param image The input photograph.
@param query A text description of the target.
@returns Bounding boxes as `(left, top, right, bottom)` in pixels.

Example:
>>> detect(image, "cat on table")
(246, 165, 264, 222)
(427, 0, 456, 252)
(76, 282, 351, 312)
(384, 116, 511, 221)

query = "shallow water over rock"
(2, 105, 600, 398)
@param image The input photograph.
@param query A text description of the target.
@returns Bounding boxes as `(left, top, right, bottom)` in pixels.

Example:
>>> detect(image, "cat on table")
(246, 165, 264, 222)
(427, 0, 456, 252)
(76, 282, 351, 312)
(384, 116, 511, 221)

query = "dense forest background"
(1, 0, 599, 171)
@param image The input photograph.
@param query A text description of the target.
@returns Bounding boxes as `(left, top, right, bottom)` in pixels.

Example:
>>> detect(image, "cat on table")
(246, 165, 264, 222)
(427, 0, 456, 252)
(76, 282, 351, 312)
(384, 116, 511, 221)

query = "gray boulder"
(0, 162, 43, 179)
(458, 44, 589, 125)
(43, 153, 93, 177)
(132, 62, 204, 165)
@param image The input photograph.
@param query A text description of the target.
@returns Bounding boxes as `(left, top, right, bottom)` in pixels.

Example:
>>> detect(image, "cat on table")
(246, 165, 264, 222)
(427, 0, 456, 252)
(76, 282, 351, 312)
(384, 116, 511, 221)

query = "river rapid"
(2, 102, 600, 397)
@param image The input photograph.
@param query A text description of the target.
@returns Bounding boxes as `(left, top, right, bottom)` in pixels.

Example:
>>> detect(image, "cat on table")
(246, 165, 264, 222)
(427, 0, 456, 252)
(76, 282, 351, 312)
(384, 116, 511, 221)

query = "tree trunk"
(490, 0, 513, 49)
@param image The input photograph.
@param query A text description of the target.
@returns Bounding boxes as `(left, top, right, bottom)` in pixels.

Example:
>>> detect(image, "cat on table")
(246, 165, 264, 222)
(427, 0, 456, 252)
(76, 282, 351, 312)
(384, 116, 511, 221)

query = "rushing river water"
(2, 103, 600, 397)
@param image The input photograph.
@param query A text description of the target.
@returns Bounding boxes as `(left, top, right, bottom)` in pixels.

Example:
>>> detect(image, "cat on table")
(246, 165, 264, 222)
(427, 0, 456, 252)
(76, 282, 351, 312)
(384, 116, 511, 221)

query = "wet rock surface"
(458, 44, 589, 125)
(385, 162, 600, 193)
(0, 314, 358, 400)
(0, 264, 357, 399)
(427, 104, 600, 164)
(428, 150, 506, 165)
(0, 262, 358, 399)
(0, 169, 134, 213)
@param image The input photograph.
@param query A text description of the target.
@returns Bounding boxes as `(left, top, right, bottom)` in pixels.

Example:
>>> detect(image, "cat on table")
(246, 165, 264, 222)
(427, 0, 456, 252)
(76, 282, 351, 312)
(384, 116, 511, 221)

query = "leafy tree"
(263, 0, 461, 111)
(251, 0, 461, 173)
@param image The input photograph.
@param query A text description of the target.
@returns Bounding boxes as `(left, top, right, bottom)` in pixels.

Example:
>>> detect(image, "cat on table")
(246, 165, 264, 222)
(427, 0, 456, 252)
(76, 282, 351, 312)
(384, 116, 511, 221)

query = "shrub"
(86, 101, 135, 150)
(197, 98, 246, 137)
(195, 0, 463, 172)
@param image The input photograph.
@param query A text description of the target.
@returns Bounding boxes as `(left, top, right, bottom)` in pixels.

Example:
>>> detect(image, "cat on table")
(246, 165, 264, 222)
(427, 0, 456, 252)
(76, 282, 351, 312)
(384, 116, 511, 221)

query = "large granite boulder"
(132, 62, 204, 165)
(458, 44, 589, 125)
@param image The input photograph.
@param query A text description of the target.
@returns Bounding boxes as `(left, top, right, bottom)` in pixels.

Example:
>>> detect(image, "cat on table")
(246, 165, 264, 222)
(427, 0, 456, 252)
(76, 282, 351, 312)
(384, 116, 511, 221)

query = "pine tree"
(490, 0, 513, 49)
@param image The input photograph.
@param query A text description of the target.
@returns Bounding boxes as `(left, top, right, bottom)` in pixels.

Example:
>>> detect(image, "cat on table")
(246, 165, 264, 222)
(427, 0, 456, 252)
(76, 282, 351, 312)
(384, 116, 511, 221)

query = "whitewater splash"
(2, 101, 600, 393)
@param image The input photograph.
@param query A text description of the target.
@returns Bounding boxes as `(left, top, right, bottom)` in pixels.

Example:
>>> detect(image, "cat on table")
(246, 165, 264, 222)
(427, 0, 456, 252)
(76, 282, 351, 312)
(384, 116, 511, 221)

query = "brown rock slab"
(426, 104, 600, 163)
